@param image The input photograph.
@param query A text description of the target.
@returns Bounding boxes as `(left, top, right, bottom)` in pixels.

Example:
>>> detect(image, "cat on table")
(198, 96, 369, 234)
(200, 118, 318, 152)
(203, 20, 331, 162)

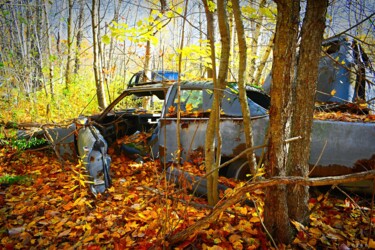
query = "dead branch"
(167, 170, 375, 245)
(1, 121, 75, 130)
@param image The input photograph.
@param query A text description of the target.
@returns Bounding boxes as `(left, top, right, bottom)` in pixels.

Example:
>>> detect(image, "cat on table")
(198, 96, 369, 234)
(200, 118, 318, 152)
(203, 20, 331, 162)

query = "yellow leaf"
(368, 238, 375, 248)
(79, 179, 86, 187)
(138, 212, 148, 220)
(82, 223, 92, 232)
(291, 219, 306, 231)
(309, 227, 322, 237)
(250, 216, 260, 223)
(331, 89, 336, 96)
(108, 186, 115, 193)
(83, 235, 94, 243)
(186, 103, 193, 113)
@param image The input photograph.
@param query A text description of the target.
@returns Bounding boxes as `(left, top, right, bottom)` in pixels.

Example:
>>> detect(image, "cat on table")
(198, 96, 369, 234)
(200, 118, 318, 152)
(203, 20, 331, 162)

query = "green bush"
(0, 174, 30, 186)
(11, 137, 46, 151)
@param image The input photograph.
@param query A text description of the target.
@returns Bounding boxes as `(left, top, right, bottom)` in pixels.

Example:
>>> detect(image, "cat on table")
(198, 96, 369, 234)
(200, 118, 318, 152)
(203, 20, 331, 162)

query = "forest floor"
(0, 138, 375, 249)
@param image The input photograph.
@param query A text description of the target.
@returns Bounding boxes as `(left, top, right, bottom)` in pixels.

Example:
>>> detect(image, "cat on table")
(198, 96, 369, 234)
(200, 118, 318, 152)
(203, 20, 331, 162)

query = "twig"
(254, 200, 278, 250)
(324, 12, 375, 42)
(309, 140, 328, 176)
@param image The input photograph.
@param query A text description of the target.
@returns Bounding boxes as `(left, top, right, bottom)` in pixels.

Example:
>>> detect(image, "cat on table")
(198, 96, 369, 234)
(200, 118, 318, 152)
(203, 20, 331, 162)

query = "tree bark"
(253, 32, 274, 86)
(232, 0, 257, 175)
(43, 0, 54, 98)
(287, 0, 328, 224)
(91, 0, 107, 109)
(203, 0, 231, 206)
(176, 0, 189, 164)
(264, 0, 300, 244)
(202, 0, 217, 205)
(74, 0, 85, 74)
(202, 0, 215, 79)
(248, 0, 267, 84)
(65, 0, 73, 90)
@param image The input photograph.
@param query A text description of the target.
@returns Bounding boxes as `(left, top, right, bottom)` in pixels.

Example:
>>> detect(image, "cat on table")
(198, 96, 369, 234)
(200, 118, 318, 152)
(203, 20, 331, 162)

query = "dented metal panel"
(310, 120, 375, 168)
(77, 126, 111, 194)
(47, 124, 77, 160)
(158, 116, 269, 163)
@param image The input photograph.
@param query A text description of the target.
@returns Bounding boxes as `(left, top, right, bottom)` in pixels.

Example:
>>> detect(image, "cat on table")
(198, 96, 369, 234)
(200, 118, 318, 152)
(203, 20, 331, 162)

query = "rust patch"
(57, 142, 78, 162)
(181, 121, 189, 129)
(310, 154, 375, 177)
(231, 119, 244, 124)
(232, 143, 247, 158)
(158, 145, 166, 158)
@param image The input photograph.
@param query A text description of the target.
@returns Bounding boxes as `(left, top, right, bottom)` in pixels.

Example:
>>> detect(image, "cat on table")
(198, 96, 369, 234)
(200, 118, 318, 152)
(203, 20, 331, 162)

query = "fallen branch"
(167, 170, 375, 245)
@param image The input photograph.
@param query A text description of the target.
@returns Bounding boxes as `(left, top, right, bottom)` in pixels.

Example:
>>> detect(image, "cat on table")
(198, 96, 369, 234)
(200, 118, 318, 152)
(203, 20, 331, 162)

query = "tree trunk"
(43, 0, 54, 98)
(253, 32, 274, 86)
(232, 0, 257, 175)
(248, 0, 266, 84)
(287, 0, 328, 223)
(202, 0, 214, 79)
(74, 0, 85, 74)
(91, 0, 107, 109)
(65, 0, 73, 90)
(264, 0, 300, 244)
(202, 0, 217, 205)
(204, 0, 231, 206)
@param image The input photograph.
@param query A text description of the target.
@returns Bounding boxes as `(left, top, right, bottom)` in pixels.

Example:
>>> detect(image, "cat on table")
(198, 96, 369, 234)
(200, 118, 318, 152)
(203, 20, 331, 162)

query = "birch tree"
(65, 0, 73, 90)
(91, 0, 107, 109)
(74, 0, 85, 74)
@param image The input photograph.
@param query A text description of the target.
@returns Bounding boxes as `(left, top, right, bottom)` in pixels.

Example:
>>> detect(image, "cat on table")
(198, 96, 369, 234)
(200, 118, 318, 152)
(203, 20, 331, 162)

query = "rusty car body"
(77, 35, 375, 194)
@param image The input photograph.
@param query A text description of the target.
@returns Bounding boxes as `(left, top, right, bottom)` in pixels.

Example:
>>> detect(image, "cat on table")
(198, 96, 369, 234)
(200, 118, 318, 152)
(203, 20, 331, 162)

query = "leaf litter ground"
(0, 136, 374, 249)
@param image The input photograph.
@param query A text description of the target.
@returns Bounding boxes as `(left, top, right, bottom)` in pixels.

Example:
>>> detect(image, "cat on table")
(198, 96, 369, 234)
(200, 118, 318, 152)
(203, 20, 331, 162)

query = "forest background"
(0, 0, 373, 125)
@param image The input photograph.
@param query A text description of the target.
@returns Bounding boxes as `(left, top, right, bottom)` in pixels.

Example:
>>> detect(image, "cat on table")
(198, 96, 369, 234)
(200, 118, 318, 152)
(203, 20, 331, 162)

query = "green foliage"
(110, 20, 159, 45)
(11, 137, 46, 151)
(101, 34, 111, 45)
(0, 174, 31, 186)
(207, 0, 216, 12)
(109, 6, 182, 46)
(242, 5, 276, 20)
(177, 40, 212, 67)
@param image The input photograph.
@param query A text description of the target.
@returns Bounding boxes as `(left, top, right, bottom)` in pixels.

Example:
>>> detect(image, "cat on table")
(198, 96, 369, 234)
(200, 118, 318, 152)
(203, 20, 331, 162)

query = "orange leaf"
(250, 216, 260, 223)
(168, 105, 176, 114)
(186, 103, 193, 113)
(63, 201, 74, 211)
(83, 235, 95, 243)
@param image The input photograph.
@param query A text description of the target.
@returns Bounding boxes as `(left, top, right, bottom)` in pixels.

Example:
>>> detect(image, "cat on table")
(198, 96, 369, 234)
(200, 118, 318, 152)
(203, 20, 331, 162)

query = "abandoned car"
(42, 35, 375, 195)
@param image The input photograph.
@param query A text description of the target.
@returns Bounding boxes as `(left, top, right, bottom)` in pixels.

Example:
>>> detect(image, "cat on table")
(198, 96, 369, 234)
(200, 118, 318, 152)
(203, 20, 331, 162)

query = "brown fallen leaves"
(0, 143, 374, 249)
